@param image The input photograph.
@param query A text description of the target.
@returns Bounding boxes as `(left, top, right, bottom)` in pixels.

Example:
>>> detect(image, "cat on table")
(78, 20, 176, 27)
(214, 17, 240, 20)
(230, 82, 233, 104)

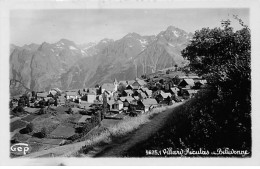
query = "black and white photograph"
(1, 0, 260, 166)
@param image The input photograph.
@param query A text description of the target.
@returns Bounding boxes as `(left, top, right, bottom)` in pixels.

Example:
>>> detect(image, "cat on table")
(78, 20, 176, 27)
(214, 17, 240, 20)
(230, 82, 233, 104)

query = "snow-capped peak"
(69, 46, 77, 50)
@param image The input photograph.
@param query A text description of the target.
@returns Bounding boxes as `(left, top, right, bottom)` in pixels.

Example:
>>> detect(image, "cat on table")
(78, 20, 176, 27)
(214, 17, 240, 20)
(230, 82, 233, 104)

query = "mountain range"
(10, 26, 192, 96)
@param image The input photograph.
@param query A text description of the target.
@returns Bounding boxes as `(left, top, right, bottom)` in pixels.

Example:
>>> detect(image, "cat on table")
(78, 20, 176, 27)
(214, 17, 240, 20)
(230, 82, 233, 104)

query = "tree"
(68, 107, 73, 114)
(181, 18, 251, 151)
(26, 122, 34, 132)
(174, 64, 178, 71)
(38, 108, 46, 115)
(32, 91, 36, 97)
(40, 127, 47, 138)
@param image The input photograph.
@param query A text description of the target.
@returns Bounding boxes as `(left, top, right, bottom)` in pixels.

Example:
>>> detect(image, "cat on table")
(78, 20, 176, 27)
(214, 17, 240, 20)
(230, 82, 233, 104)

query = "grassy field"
(10, 120, 27, 132)
(21, 114, 38, 122)
(77, 106, 169, 156)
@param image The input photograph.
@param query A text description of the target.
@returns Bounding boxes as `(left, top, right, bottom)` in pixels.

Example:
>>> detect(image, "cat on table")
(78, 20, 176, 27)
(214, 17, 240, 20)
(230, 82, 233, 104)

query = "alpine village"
(9, 19, 251, 158)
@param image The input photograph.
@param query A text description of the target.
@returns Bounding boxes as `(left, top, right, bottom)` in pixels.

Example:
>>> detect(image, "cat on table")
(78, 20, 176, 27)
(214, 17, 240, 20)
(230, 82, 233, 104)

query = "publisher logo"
(10, 143, 31, 155)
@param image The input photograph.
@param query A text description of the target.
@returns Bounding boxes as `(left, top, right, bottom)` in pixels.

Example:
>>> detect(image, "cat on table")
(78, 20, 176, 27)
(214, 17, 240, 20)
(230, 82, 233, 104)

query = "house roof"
(187, 75, 200, 79)
(102, 83, 115, 92)
(50, 88, 62, 93)
(137, 79, 146, 86)
(87, 91, 96, 95)
(127, 80, 135, 85)
(135, 89, 142, 94)
(185, 89, 198, 94)
(115, 100, 123, 104)
(161, 92, 171, 99)
(119, 97, 127, 101)
(132, 79, 146, 86)
(124, 89, 133, 94)
(125, 97, 135, 102)
(66, 91, 78, 96)
(141, 87, 149, 92)
(195, 79, 207, 85)
(140, 92, 147, 98)
(119, 81, 128, 86)
(170, 87, 180, 93)
(88, 88, 97, 94)
(145, 89, 152, 96)
(134, 96, 140, 100)
(37, 92, 48, 98)
(107, 100, 115, 105)
(179, 79, 195, 86)
(142, 98, 158, 105)
(78, 115, 91, 123)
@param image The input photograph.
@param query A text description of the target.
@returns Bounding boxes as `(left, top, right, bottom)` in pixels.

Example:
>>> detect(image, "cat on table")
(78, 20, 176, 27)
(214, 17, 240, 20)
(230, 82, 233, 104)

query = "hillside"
(10, 26, 192, 96)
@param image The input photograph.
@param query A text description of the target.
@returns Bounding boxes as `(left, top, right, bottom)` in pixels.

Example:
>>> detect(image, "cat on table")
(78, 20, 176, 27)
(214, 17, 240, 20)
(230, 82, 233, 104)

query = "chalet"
(101, 79, 118, 94)
(182, 89, 198, 98)
(178, 79, 195, 88)
(139, 92, 147, 100)
(124, 80, 135, 90)
(122, 89, 134, 97)
(107, 100, 123, 111)
(57, 95, 66, 106)
(131, 78, 147, 90)
(170, 87, 180, 96)
(36, 92, 48, 100)
(101, 83, 116, 93)
(194, 79, 207, 89)
(156, 92, 172, 104)
(65, 91, 78, 101)
(49, 88, 62, 96)
(87, 88, 97, 95)
(119, 97, 135, 107)
(86, 91, 96, 103)
(187, 75, 200, 80)
(134, 96, 140, 101)
(141, 98, 158, 112)
(133, 89, 142, 96)
(118, 80, 128, 86)
(141, 88, 152, 98)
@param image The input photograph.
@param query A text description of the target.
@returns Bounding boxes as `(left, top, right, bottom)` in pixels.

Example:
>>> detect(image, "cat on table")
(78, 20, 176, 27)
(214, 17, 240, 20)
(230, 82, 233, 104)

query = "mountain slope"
(10, 26, 192, 95)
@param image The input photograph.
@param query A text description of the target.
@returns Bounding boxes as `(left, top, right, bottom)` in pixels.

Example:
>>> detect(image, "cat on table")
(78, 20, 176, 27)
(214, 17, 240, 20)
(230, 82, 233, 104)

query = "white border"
(1, 0, 260, 166)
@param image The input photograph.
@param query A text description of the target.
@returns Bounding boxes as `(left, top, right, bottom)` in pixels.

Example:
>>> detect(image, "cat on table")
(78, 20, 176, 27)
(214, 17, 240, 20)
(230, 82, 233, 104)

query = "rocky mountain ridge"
(10, 26, 192, 96)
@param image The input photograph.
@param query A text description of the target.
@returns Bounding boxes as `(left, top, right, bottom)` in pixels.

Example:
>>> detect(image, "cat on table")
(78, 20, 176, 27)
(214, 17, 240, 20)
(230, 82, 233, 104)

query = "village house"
(122, 89, 134, 97)
(57, 95, 66, 106)
(49, 88, 62, 96)
(178, 79, 195, 89)
(65, 91, 78, 101)
(194, 79, 207, 89)
(131, 78, 147, 90)
(36, 92, 49, 101)
(120, 97, 135, 108)
(141, 88, 153, 98)
(107, 100, 124, 112)
(170, 87, 180, 96)
(156, 91, 172, 104)
(140, 98, 158, 112)
(125, 80, 135, 90)
(101, 79, 118, 98)
(182, 89, 199, 98)
(118, 80, 128, 86)
(86, 91, 96, 103)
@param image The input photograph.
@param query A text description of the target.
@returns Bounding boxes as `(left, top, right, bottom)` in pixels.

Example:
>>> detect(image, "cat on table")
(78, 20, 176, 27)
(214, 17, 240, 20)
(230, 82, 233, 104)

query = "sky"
(10, 9, 249, 46)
